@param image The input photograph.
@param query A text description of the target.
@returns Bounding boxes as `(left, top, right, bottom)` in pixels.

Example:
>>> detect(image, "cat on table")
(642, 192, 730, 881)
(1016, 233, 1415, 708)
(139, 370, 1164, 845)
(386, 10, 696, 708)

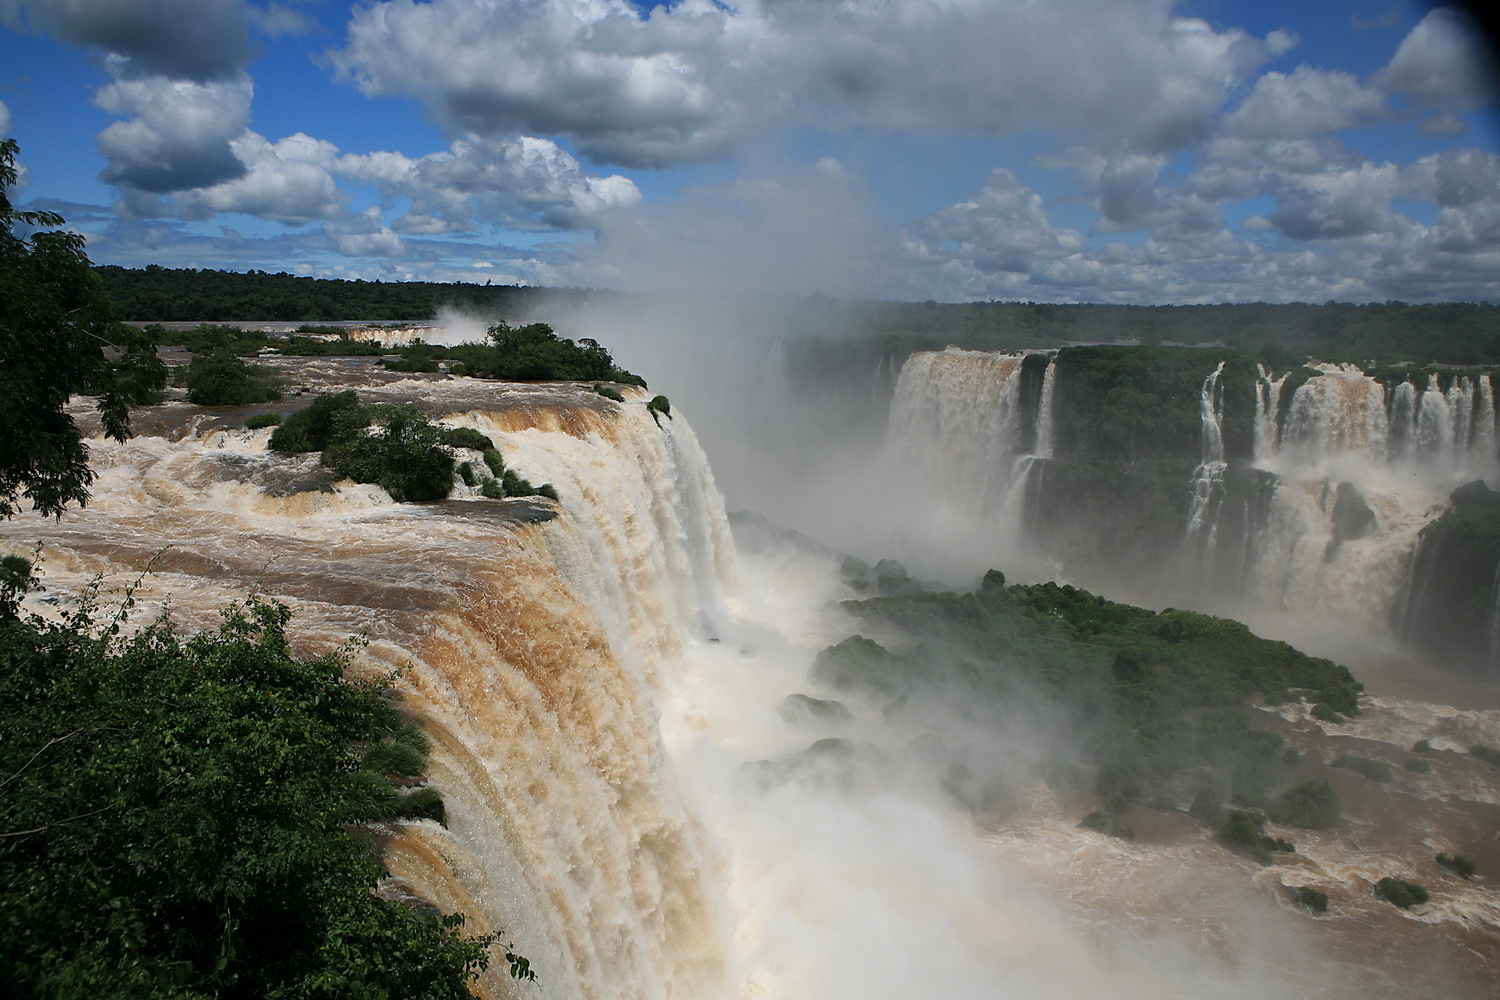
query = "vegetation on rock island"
(180, 350, 282, 407)
(1375, 877, 1429, 909)
(269, 393, 558, 504)
(813, 563, 1358, 846)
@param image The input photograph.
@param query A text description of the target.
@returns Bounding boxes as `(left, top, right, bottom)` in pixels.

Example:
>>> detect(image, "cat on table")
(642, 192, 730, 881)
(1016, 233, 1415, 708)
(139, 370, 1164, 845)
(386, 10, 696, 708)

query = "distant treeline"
(93, 264, 598, 322)
(789, 298, 1500, 368)
(95, 266, 1500, 364)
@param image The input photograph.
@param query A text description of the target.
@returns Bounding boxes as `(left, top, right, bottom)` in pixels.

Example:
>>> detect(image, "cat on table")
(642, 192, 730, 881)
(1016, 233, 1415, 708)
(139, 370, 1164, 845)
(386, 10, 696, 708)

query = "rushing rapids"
(7, 355, 1500, 998)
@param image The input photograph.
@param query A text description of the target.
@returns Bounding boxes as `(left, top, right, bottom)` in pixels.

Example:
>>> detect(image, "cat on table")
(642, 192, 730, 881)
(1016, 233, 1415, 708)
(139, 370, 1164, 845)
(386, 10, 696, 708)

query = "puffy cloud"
(248, 2, 313, 37)
(337, 134, 642, 232)
(1223, 67, 1387, 141)
(0, 0, 251, 80)
(176, 131, 343, 223)
(1259, 161, 1405, 240)
(330, 0, 1283, 167)
(911, 169, 1083, 272)
(1376, 8, 1493, 113)
(899, 148, 1500, 304)
(95, 74, 252, 193)
(0, 99, 11, 136)
(2, 1, 272, 201)
(324, 209, 404, 257)
(95, 119, 640, 242)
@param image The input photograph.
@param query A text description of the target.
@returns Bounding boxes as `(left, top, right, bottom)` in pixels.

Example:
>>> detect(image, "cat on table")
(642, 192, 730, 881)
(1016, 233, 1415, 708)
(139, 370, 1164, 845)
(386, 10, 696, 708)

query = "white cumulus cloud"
(176, 131, 343, 223)
(329, 0, 1285, 167)
(95, 73, 253, 194)
(1223, 67, 1388, 141)
(337, 133, 642, 232)
(1376, 8, 1494, 114)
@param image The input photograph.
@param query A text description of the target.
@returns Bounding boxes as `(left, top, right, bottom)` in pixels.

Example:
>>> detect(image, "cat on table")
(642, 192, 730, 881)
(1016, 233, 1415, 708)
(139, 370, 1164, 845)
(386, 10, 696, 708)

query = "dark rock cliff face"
(1397, 482, 1500, 672)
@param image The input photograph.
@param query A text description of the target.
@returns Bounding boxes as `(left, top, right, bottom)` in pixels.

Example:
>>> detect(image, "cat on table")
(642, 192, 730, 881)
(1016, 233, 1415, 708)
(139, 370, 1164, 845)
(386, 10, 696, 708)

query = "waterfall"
(1, 386, 736, 1000)
(1185, 362, 1227, 557)
(1034, 358, 1057, 460)
(884, 349, 1057, 563)
(1253, 364, 1289, 464)
(1247, 363, 1498, 625)
(887, 349, 1032, 516)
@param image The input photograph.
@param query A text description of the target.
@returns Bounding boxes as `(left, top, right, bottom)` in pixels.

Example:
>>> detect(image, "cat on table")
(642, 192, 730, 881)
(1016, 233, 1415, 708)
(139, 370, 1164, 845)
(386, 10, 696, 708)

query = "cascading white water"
(1248, 363, 1498, 622)
(7, 363, 1500, 999)
(886, 349, 1032, 516)
(1185, 362, 1227, 556)
(1033, 359, 1057, 461)
(883, 350, 1057, 573)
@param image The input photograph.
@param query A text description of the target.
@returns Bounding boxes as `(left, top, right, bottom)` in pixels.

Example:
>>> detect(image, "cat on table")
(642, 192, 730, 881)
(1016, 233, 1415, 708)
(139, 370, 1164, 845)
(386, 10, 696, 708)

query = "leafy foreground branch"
(0, 580, 525, 998)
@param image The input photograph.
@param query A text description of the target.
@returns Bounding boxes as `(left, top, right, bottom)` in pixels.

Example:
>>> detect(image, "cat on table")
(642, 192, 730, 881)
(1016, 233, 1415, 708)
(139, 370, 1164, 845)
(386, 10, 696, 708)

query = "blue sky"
(1, 0, 1497, 303)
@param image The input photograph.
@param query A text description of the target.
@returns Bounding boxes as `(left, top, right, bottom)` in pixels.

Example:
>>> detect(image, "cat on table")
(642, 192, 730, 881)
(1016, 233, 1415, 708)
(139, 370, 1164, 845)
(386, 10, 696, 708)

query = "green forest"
(817, 560, 1357, 854)
(95, 265, 1500, 366)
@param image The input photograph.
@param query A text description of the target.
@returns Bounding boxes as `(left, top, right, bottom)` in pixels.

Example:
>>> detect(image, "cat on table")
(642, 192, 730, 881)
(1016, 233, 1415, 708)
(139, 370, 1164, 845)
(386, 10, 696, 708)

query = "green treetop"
(0, 138, 165, 519)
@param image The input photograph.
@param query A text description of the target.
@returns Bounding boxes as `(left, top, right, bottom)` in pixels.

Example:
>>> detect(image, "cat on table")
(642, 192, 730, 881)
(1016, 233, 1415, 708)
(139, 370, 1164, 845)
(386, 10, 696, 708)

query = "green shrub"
(1079, 809, 1134, 839)
(647, 395, 672, 424)
(1375, 877, 1428, 908)
(174, 323, 270, 356)
(269, 391, 368, 453)
(1402, 757, 1431, 773)
(1437, 853, 1477, 878)
(0, 594, 509, 993)
(1471, 744, 1500, 766)
(245, 413, 281, 430)
(394, 784, 446, 823)
(593, 383, 625, 402)
(1310, 702, 1345, 724)
(1215, 809, 1291, 865)
(457, 462, 477, 487)
(1269, 780, 1341, 829)
(182, 350, 282, 406)
(1295, 887, 1328, 913)
(501, 469, 534, 496)
(1334, 754, 1393, 782)
(479, 478, 504, 500)
(444, 322, 643, 384)
(481, 447, 504, 477)
(320, 405, 455, 502)
(439, 426, 495, 451)
(381, 355, 439, 372)
(535, 483, 559, 502)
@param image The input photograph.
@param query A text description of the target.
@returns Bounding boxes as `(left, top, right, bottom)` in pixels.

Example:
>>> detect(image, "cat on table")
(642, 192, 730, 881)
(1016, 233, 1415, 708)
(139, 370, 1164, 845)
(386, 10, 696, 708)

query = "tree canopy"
(0, 139, 165, 519)
(0, 587, 500, 998)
